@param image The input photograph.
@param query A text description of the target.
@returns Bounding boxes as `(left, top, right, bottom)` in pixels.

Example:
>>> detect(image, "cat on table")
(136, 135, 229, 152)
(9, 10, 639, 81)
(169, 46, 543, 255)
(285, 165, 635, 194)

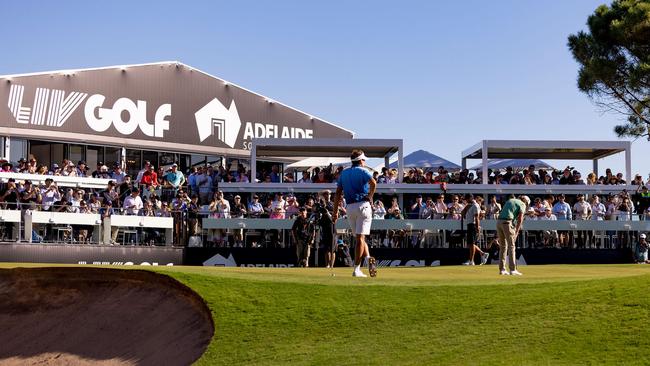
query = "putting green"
(4, 264, 650, 365)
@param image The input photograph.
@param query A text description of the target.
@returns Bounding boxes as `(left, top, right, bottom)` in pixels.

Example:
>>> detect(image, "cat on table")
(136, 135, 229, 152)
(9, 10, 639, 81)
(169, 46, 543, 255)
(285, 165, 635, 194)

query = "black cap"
(78, 160, 85, 165)
(299, 207, 307, 212)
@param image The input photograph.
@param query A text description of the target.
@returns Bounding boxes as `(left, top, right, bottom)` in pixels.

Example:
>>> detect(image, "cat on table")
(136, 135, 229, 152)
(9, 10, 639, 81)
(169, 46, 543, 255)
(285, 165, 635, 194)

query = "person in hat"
(1, 161, 13, 173)
(292, 207, 315, 267)
(333, 149, 377, 277)
(496, 194, 528, 275)
(164, 163, 185, 192)
(247, 194, 264, 218)
(91, 162, 104, 178)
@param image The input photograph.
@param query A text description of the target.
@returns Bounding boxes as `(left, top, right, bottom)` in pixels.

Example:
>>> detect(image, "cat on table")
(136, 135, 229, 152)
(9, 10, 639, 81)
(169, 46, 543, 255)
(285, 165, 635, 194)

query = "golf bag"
(336, 240, 354, 267)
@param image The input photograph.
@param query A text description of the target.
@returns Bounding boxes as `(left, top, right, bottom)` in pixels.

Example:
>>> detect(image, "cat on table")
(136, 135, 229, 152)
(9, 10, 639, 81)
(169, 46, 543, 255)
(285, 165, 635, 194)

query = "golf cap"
(641, 234, 647, 239)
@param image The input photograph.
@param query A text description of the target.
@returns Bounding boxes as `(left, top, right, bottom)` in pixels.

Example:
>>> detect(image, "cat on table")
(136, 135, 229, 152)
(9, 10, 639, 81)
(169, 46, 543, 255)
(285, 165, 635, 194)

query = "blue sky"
(1, 0, 647, 178)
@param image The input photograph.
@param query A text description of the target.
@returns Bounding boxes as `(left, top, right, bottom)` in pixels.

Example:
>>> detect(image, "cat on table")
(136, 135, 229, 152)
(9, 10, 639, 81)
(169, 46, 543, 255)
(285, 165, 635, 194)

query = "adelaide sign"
(0, 62, 353, 151)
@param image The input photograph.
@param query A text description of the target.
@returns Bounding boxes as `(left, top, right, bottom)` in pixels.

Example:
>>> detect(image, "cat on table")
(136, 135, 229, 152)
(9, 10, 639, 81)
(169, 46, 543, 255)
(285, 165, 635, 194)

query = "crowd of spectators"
(375, 164, 643, 186)
(2, 156, 650, 248)
(256, 162, 644, 187)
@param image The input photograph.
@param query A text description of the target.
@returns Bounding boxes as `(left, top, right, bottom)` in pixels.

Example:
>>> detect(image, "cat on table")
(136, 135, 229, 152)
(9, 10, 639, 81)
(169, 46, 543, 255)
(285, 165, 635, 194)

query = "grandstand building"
(0, 62, 354, 176)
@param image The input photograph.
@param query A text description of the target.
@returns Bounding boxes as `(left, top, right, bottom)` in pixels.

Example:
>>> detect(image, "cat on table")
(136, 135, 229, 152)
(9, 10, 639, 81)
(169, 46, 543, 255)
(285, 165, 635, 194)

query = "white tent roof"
(285, 157, 351, 170)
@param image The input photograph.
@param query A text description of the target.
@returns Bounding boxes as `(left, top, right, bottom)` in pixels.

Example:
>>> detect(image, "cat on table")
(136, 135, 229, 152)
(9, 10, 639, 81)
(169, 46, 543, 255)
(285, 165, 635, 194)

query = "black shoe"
(368, 257, 377, 277)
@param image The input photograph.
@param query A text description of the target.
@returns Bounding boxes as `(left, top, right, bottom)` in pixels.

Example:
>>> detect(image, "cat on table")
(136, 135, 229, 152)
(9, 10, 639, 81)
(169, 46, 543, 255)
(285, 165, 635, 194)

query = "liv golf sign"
(0, 62, 353, 152)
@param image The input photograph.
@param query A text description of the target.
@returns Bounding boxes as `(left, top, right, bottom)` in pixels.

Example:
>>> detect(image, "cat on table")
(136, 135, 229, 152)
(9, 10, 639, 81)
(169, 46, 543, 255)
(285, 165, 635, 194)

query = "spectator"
(573, 194, 592, 248)
(135, 160, 152, 186)
(91, 162, 104, 178)
(164, 163, 186, 192)
(247, 195, 264, 218)
(112, 164, 127, 184)
(76, 160, 87, 177)
(447, 194, 464, 212)
(292, 207, 314, 267)
(270, 165, 281, 183)
(298, 171, 311, 183)
(539, 207, 558, 247)
(553, 194, 572, 247)
(433, 194, 448, 219)
(1, 161, 12, 173)
(62, 161, 77, 177)
(187, 195, 201, 237)
(236, 167, 250, 183)
(372, 200, 386, 219)
(187, 166, 199, 195)
(487, 195, 501, 219)
(634, 185, 650, 220)
(419, 197, 435, 219)
(208, 191, 230, 246)
(102, 181, 119, 206)
(123, 188, 143, 215)
(284, 195, 300, 218)
(270, 193, 286, 219)
(377, 168, 389, 184)
(40, 179, 60, 211)
(196, 167, 213, 204)
(409, 195, 424, 219)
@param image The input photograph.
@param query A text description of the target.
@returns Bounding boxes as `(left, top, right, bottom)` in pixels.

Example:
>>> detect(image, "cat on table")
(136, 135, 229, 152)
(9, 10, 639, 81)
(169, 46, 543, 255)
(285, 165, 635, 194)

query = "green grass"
(5, 263, 650, 365)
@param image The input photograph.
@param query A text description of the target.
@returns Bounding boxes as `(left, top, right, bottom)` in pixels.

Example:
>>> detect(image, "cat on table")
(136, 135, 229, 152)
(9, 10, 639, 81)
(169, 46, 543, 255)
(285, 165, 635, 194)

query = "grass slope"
(4, 264, 650, 365)
(153, 265, 650, 366)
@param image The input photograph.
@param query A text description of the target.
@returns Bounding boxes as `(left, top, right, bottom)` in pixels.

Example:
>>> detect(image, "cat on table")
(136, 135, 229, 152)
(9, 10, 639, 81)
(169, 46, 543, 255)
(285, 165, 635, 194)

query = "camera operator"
(292, 207, 315, 267)
(319, 190, 337, 268)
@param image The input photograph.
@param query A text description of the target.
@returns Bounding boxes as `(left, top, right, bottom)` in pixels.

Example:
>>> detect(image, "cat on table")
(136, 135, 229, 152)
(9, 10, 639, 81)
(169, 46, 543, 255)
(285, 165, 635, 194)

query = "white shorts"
(346, 201, 372, 235)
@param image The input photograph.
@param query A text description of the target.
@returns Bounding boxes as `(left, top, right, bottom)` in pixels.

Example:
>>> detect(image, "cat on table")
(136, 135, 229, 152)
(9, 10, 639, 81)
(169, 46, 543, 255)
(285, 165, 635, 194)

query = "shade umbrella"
(373, 150, 460, 171)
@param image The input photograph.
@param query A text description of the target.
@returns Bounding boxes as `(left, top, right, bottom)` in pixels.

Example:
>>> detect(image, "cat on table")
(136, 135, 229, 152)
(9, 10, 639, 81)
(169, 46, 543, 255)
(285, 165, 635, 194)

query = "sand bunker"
(0, 267, 214, 365)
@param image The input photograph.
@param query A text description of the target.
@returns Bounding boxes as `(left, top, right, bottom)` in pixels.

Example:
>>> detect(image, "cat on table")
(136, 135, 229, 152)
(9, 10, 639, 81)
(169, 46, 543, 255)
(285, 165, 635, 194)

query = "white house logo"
(195, 98, 241, 148)
(8, 84, 87, 127)
(203, 253, 237, 266)
(7, 84, 170, 138)
(195, 97, 315, 149)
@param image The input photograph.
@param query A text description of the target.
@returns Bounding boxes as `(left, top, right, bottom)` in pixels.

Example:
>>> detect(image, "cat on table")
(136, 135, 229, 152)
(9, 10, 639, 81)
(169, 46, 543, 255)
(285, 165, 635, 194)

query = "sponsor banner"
(186, 247, 633, 267)
(0, 243, 183, 265)
(0, 63, 353, 152)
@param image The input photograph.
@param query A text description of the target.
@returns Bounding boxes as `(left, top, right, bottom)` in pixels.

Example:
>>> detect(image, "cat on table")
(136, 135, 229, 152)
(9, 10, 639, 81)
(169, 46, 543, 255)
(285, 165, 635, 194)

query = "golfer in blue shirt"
(333, 150, 377, 277)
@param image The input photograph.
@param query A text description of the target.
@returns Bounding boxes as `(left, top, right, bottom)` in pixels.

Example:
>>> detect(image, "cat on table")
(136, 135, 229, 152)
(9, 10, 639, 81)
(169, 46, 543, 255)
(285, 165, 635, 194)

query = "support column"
(24, 211, 32, 243)
(482, 141, 488, 184)
(4, 136, 10, 160)
(251, 144, 257, 183)
(592, 159, 599, 176)
(397, 142, 404, 184)
(102, 217, 112, 245)
(625, 142, 632, 184)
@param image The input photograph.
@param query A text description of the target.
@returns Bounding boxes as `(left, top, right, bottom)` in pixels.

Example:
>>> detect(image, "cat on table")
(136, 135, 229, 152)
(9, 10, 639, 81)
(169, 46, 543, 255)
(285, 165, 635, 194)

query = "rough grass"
(4, 263, 650, 365)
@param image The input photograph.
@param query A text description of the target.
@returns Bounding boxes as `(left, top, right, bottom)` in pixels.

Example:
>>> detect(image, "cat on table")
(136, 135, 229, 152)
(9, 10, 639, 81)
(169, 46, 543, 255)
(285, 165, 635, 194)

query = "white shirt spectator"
(123, 194, 143, 215)
(591, 202, 606, 220)
(573, 200, 591, 220)
(40, 185, 61, 211)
